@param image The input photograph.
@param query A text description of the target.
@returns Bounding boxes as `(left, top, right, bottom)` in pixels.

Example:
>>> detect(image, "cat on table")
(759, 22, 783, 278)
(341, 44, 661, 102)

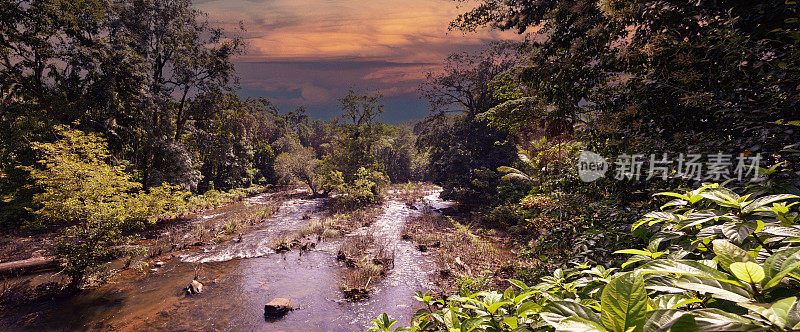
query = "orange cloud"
(196, 0, 523, 121)
(197, 0, 520, 63)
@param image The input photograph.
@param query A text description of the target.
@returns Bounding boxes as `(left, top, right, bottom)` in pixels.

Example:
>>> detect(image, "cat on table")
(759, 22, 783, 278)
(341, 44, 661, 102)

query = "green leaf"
(502, 316, 518, 329)
(691, 308, 763, 331)
(508, 279, 529, 290)
(615, 249, 654, 257)
(760, 226, 800, 238)
(541, 301, 602, 326)
(460, 317, 488, 332)
(652, 294, 701, 310)
(638, 260, 743, 286)
(516, 301, 541, 317)
(600, 273, 647, 332)
(764, 261, 800, 289)
(742, 194, 799, 213)
(655, 192, 689, 200)
(643, 309, 699, 332)
(762, 247, 800, 284)
(720, 222, 755, 245)
(739, 297, 797, 328)
(673, 275, 753, 303)
(556, 316, 610, 332)
(485, 301, 510, 314)
(730, 262, 765, 284)
(712, 239, 754, 272)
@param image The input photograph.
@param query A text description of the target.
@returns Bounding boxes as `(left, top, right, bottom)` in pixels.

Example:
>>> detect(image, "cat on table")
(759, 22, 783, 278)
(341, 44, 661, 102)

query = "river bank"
(0, 184, 472, 331)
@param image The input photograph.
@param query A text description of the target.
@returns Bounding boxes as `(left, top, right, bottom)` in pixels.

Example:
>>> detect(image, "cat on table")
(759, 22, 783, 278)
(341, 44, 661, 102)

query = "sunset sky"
(194, 0, 520, 122)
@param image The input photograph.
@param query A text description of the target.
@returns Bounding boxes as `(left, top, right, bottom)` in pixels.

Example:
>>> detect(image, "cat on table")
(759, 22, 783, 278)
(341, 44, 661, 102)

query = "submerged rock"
(264, 298, 293, 319)
(342, 288, 369, 301)
(186, 279, 203, 295)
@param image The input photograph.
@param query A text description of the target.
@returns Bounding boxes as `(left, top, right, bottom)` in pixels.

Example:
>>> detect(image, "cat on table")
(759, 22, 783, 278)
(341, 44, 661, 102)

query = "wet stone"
(264, 298, 293, 319)
(186, 280, 203, 295)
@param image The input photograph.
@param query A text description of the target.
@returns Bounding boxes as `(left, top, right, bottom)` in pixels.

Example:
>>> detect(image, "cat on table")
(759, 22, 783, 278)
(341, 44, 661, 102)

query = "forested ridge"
(2, 0, 800, 331)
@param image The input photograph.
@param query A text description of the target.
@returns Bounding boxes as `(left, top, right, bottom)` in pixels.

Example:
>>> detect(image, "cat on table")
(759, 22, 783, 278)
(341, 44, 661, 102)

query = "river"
(0, 189, 451, 331)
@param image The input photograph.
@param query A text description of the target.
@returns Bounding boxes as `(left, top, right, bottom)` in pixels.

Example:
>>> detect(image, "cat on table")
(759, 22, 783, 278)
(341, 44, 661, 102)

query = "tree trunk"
(0, 256, 60, 277)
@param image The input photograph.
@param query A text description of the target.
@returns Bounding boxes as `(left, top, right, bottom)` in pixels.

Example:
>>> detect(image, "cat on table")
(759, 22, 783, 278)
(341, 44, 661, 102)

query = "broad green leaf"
(541, 301, 602, 326)
(787, 299, 800, 329)
(701, 189, 741, 208)
(508, 279, 529, 290)
(638, 260, 743, 286)
(712, 239, 754, 272)
(760, 226, 800, 238)
(643, 309, 699, 332)
(485, 301, 510, 314)
(764, 261, 800, 289)
(691, 308, 764, 331)
(763, 247, 800, 282)
(721, 222, 755, 245)
(516, 301, 541, 317)
(600, 273, 647, 332)
(730, 262, 765, 284)
(742, 194, 799, 213)
(674, 275, 753, 303)
(556, 316, 610, 332)
(652, 294, 701, 309)
(460, 317, 488, 332)
(739, 297, 797, 328)
(655, 192, 689, 200)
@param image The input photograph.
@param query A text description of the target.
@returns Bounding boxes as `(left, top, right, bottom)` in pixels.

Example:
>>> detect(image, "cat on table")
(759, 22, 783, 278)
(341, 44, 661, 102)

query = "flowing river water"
(0, 189, 452, 331)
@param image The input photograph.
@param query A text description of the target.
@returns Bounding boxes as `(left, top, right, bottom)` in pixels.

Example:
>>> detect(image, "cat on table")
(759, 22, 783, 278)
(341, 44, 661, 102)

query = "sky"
(194, 0, 520, 123)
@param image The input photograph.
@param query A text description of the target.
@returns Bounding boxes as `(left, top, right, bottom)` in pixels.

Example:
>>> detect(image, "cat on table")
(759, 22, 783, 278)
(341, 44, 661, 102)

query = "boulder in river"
(264, 298, 293, 319)
(186, 279, 203, 295)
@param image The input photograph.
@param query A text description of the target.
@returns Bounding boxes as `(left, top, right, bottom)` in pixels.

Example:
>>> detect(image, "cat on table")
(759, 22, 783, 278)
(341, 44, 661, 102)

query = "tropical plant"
(369, 183, 800, 331)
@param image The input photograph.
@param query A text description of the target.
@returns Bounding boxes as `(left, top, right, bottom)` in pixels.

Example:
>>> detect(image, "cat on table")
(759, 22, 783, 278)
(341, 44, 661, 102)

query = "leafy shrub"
(369, 183, 800, 331)
(274, 146, 324, 196)
(26, 125, 189, 288)
(328, 167, 388, 209)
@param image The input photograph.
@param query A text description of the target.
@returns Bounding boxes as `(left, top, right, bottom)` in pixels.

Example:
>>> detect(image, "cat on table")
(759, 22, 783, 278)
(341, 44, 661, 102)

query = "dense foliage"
(26, 126, 188, 288)
(367, 0, 800, 330)
(369, 184, 800, 331)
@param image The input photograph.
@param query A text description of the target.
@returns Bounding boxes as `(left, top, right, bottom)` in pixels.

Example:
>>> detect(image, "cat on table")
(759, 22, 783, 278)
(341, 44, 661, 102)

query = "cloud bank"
(195, 0, 521, 122)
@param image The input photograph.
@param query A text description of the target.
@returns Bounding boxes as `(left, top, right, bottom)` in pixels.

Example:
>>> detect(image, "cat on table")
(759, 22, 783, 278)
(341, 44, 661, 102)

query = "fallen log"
(0, 256, 60, 276)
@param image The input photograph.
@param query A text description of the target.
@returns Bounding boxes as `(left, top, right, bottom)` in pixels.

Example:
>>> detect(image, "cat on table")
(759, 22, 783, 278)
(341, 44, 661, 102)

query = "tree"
(321, 89, 387, 182)
(455, 0, 800, 157)
(26, 125, 187, 289)
(420, 42, 522, 116)
(0, 0, 245, 193)
(274, 147, 323, 196)
(417, 44, 519, 206)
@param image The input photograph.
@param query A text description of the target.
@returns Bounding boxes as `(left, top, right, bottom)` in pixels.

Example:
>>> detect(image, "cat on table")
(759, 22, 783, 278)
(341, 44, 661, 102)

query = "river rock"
(264, 298, 293, 319)
(186, 279, 203, 295)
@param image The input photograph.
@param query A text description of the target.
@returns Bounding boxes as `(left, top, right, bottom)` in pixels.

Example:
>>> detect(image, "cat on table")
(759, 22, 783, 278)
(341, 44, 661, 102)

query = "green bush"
(327, 167, 388, 209)
(369, 183, 800, 331)
(26, 125, 189, 288)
